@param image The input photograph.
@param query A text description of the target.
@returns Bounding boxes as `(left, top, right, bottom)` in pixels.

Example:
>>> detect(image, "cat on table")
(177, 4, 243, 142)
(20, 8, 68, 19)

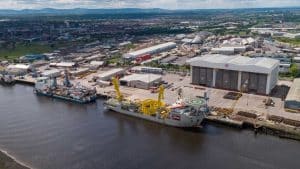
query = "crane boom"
(157, 85, 164, 107)
(112, 77, 123, 101)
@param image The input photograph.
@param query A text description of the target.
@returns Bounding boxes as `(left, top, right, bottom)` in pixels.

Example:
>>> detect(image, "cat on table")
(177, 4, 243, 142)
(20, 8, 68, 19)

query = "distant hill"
(0, 8, 171, 15)
(0, 7, 299, 16)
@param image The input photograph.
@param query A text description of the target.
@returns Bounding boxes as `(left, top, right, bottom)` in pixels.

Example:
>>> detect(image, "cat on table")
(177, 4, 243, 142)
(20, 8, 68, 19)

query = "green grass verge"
(0, 40, 91, 61)
(275, 37, 300, 46)
(0, 43, 53, 61)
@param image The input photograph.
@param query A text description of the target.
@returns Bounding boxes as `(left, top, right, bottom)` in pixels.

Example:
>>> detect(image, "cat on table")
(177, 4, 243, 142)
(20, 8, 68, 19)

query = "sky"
(0, 0, 299, 10)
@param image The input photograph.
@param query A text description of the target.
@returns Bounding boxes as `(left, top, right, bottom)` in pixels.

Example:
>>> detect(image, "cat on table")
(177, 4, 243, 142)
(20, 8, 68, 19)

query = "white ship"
(104, 77, 208, 128)
(34, 70, 97, 104)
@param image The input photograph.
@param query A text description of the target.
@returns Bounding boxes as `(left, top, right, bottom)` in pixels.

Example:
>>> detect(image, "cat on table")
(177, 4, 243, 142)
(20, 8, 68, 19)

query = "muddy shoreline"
(0, 150, 31, 169)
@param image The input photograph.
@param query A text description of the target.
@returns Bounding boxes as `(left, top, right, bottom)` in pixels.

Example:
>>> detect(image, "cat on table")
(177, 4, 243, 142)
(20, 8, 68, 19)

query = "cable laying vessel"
(104, 77, 208, 128)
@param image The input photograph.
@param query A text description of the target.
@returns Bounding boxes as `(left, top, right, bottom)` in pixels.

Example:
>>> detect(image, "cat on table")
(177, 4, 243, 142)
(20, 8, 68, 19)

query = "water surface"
(0, 85, 299, 169)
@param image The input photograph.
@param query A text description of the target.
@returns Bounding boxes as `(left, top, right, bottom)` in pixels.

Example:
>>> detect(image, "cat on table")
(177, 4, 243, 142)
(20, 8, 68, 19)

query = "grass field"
(0, 40, 94, 61)
(275, 37, 300, 46)
(0, 43, 53, 61)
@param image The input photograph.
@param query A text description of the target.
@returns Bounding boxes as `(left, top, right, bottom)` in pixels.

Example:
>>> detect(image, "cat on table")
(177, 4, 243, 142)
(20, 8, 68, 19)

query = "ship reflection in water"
(0, 85, 300, 169)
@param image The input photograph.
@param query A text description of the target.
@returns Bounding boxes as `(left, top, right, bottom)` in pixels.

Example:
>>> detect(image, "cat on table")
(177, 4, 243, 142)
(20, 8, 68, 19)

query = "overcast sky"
(0, 0, 299, 9)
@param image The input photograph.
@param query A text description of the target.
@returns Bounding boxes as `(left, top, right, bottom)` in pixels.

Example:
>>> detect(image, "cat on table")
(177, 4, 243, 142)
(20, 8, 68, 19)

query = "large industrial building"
(130, 66, 163, 74)
(187, 54, 279, 95)
(285, 78, 300, 111)
(6, 64, 33, 75)
(95, 68, 124, 81)
(120, 73, 162, 89)
(123, 42, 176, 59)
(211, 46, 246, 55)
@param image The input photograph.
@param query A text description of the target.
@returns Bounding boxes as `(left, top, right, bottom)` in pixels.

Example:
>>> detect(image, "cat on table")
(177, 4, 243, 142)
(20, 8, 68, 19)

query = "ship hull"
(105, 104, 205, 128)
(0, 79, 16, 86)
(34, 90, 97, 104)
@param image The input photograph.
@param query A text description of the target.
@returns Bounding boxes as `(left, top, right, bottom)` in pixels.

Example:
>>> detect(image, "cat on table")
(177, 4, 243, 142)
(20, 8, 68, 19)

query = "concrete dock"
(14, 72, 300, 141)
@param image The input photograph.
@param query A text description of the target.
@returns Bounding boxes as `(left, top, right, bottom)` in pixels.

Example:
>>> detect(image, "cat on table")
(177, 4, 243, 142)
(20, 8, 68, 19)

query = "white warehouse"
(187, 54, 279, 95)
(95, 68, 125, 81)
(123, 42, 176, 59)
(120, 73, 162, 89)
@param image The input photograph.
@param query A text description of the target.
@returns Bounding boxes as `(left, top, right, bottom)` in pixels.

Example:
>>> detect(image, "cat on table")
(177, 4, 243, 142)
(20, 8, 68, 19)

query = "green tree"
(290, 63, 299, 77)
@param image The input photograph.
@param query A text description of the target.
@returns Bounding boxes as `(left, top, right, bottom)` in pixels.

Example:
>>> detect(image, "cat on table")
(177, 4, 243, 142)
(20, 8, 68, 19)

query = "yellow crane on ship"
(139, 85, 166, 116)
(112, 77, 123, 102)
(111, 77, 167, 116)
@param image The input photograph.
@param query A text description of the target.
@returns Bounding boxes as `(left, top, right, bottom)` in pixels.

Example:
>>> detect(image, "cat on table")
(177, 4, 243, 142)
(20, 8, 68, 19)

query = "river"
(0, 84, 299, 169)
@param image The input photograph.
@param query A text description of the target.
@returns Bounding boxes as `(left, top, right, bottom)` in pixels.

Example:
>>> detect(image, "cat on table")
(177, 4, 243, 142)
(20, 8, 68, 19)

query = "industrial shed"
(130, 66, 163, 74)
(41, 69, 61, 78)
(211, 46, 246, 55)
(123, 42, 176, 59)
(49, 62, 76, 68)
(96, 68, 124, 81)
(120, 74, 162, 89)
(187, 54, 279, 95)
(285, 78, 300, 111)
(69, 68, 89, 76)
(6, 64, 33, 75)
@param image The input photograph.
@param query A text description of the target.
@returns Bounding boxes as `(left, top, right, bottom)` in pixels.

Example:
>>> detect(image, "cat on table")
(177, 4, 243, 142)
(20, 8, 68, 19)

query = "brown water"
(0, 84, 299, 169)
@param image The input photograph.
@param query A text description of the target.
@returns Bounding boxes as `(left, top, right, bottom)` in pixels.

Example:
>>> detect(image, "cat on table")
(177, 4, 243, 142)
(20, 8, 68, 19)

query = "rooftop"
(41, 69, 61, 76)
(294, 57, 300, 61)
(131, 66, 163, 71)
(124, 42, 176, 58)
(98, 68, 124, 78)
(285, 78, 300, 102)
(120, 73, 162, 83)
(187, 54, 279, 74)
(7, 64, 31, 70)
(50, 62, 75, 67)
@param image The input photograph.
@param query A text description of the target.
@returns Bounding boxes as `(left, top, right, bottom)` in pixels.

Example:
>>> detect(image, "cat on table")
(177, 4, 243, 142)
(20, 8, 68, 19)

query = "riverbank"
(205, 110, 300, 141)
(0, 150, 31, 169)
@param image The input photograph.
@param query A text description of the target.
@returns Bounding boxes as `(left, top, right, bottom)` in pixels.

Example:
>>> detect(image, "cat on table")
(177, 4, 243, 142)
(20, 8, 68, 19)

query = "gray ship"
(34, 70, 97, 104)
(104, 77, 208, 128)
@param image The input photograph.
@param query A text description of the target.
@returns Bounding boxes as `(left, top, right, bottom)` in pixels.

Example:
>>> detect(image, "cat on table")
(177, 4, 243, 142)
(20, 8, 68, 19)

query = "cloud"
(0, 0, 299, 9)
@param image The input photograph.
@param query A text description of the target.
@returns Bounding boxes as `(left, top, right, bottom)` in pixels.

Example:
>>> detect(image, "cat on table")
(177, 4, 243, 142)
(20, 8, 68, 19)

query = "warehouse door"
(229, 71, 238, 90)
(222, 70, 231, 89)
(192, 67, 200, 85)
(241, 72, 267, 94)
(199, 68, 207, 85)
(249, 73, 258, 92)
(257, 74, 267, 94)
(241, 72, 249, 92)
(215, 69, 223, 88)
(215, 69, 238, 90)
(206, 68, 213, 87)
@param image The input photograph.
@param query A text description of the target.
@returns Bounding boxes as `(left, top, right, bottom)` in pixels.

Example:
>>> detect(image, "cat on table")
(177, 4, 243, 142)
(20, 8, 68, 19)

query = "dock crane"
(112, 77, 123, 102)
(157, 85, 165, 107)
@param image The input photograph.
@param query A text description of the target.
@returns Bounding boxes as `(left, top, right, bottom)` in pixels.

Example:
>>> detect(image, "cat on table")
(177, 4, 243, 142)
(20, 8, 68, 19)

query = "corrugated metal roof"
(7, 64, 31, 70)
(50, 62, 75, 67)
(90, 61, 104, 66)
(187, 54, 279, 74)
(294, 57, 300, 61)
(41, 69, 61, 76)
(285, 78, 300, 102)
(120, 73, 162, 83)
(131, 66, 162, 71)
(98, 68, 124, 79)
(124, 42, 176, 59)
